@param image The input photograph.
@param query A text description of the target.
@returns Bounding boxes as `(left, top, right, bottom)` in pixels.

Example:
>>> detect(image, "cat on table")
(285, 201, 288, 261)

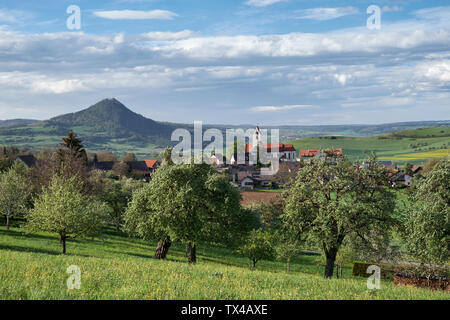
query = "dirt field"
(241, 191, 282, 207)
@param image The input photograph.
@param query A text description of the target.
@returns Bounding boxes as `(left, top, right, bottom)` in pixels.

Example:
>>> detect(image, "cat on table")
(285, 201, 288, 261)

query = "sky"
(0, 0, 449, 125)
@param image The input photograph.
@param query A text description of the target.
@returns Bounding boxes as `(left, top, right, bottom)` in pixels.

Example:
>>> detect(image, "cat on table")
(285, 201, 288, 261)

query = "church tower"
(253, 126, 261, 149)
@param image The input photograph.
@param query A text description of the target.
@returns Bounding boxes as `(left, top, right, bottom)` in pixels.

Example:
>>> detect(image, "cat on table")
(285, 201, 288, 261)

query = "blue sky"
(0, 0, 449, 125)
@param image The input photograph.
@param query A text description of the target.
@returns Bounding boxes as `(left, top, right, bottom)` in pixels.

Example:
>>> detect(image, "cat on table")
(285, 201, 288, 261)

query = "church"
(230, 126, 297, 165)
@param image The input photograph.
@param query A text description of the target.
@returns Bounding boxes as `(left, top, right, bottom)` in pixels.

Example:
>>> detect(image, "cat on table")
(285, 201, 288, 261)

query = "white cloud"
(93, 10, 178, 20)
(251, 105, 314, 112)
(419, 61, 450, 82)
(142, 30, 194, 41)
(245, 0, 286, 7)
(334, 74, 352, 86)
(295, 7, 359, 21)
(0, 72, 88, 94)
(1, 6, 450, 124)
(154, 27, 450, 59)
(31, 79, 87, 94)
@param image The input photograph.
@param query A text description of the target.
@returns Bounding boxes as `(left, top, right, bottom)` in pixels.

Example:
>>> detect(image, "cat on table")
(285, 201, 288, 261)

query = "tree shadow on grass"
(0, 243, 93, 258)
(0, 228, 57, 241)
(0, 243, 63, 256)
(123, 251, 155, 260)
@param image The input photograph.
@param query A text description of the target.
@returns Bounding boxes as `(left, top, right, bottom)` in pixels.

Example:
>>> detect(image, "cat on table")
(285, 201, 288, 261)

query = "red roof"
(145, 160, 159, 169)
(245, 144, 296, 153)
(299, 148, 343, 158)
(411, 165, 423, 173)
(327, 148, 343, 156)
(299, 149, 320, 158)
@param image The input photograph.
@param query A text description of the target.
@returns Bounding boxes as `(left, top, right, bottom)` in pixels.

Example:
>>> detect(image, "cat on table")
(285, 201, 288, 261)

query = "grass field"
(0, 224, 448, 300)
(289, 134, 450, 164)
(378, 149, 450, 161)
(387, 126, 450, 138)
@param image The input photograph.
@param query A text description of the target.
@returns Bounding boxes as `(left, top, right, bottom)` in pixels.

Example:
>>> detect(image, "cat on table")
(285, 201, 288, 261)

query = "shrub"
(238, 229, 275, 268)
(352, 261, 393, 280)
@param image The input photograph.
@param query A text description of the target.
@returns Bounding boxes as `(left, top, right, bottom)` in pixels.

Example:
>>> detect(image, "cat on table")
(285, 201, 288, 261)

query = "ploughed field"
(0, 225, 448, 300)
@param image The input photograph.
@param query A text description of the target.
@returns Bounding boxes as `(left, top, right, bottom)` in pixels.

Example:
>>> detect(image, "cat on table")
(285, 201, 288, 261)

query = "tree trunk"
(287, 257, 291, 273)
(59, 234, 66, 255)
(6, 215, 10, 230)
(324, 248, 337, 279)
(154, 237, 172, 260)
(336, 265, 339, 278)
(116, 224, 120, 232)
(187, 242, 196, 264)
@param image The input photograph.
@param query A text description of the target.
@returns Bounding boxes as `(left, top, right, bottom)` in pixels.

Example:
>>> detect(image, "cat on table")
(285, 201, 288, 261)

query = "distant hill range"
(0, 119, 39, 128)
(0, 98, 449, 157)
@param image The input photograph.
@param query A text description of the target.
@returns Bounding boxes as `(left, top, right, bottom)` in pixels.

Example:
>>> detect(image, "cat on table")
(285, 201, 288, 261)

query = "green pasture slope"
(289, 127, 450, 164)
(0, 224, 448, 300)
(0, 124, 160, 159)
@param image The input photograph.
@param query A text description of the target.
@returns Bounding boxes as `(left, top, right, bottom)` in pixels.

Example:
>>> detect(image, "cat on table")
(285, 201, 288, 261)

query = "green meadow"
(289, 131, 450, 164)
(0, 224, 448, 300)
(288, 126, 450, 164)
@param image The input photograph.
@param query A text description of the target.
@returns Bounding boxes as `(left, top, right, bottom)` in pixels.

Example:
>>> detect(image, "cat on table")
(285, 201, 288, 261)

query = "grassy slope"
(0, 124, 160, 159)
(0, 225, 448, 300)
(289, 127, 450, 164)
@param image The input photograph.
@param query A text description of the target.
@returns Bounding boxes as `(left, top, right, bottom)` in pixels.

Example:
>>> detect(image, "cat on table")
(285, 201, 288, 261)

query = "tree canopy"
(402, 157, 449, 265)
(26, 175, 108, 254)
(0, 162, 32, 229)
(125, 163, 252, 263)
(283, 156, 396, 278)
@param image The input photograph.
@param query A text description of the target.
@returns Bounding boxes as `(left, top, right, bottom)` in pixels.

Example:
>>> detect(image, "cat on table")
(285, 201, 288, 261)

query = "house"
(90, 160, 151, 181)
(237, 172, 256, 190)
(233, 168, 285, 190)
(322, 148, 343, 158)
(360, 161, 399, 173)
(411, 165, 423, 175)
(244, 143, 297, 163)
(299, 149, 343, 163)
(384, 164, 399, 173)
(145, 160, 160, 173)
(237, 173, 276, 190)
(208, 154, 228, 167)
(90, 161, 115, 172)
(253, 174, 276, 188)
(127, 161, 151, 180)
(230, 152, 251, 166)
(299, 149, 320, 161)
(390, 172, 412, 188)
(272, 161, 301, 186)
(15, 155, 37, 168)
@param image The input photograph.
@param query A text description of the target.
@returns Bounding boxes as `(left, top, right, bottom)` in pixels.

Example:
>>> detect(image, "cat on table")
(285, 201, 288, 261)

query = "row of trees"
(0, 131, 447, 279)
(0, 132, 143, 253)
(233, 156, 448, 278)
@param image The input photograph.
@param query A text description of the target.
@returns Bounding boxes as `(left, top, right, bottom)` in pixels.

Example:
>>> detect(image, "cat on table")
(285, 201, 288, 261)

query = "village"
(11, 126, 424, 195)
